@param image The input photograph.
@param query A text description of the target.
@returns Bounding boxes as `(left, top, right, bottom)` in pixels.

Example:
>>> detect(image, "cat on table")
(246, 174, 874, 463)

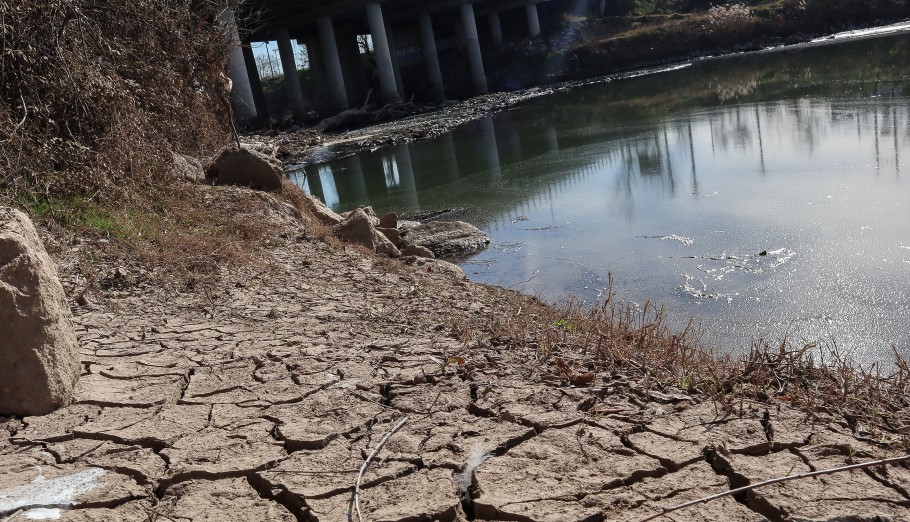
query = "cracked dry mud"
(2, 187, 909, 522)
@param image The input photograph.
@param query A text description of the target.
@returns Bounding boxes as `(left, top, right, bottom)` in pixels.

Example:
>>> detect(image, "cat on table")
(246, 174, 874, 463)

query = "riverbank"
(2, 4, 909, 518)
(251, 20, 910, 169)
(2, 182, 908, 520)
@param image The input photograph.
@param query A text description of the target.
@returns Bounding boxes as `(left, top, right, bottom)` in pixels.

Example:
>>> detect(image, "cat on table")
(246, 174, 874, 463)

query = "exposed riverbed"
(291, 31, 910, 366)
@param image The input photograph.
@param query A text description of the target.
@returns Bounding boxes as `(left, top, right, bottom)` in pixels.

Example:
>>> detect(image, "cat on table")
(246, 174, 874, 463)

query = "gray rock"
(208, 147, 283, 191)
(379, 212, 398, 229)
(0, 207, 80, 416)
(171, 153, 204, 182)
(401, 245, 435, 259)
(333, 209, 399, 258)
(301, 195, 343, 226)
(402, 221, 490, 258)
(358, 206, 380, 226)
(376, 227, 402, 248)
(400, 256, 466, 278)
(374, 231, 400, 258)
(332, 209, 375, 250)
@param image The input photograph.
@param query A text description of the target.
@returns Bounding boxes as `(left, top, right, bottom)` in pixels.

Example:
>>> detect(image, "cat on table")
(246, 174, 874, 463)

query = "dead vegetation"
(454, 278, 910, 447)
(0, 0, 231, 202)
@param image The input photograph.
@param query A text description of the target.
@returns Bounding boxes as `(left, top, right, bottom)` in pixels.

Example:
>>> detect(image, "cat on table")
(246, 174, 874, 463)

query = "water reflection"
(291, 33, 910, 364)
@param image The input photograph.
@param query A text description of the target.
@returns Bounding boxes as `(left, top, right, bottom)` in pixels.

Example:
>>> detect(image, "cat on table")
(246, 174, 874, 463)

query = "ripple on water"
(679, 248, 796, 302)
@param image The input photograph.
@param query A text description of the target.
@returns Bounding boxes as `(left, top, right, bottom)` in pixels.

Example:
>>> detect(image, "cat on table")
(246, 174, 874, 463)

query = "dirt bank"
(2, 184, 908, 521)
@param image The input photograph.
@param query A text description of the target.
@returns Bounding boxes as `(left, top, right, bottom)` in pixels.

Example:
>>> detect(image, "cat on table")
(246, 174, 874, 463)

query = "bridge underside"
(226, 0, 607, 123)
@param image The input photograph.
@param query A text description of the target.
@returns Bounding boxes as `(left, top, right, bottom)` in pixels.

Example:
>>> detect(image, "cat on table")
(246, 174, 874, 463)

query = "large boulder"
(207, 147, 283, 191)
(402, 221, 490, 258)
(0, 207, 80, 416)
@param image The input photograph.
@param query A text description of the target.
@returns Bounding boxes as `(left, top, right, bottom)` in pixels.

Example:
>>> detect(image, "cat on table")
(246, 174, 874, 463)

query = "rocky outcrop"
(207, 148, 283, 191)
(379, 212, 398, 229)
(0, 207, 80, 416)
(402, 221, 490, 258)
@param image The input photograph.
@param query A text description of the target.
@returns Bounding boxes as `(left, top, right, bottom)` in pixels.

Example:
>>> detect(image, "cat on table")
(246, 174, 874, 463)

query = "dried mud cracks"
(2, 189, 909, 522)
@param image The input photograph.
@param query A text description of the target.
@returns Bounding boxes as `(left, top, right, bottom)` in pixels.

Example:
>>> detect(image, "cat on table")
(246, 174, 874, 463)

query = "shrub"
(0, 0, 232, 206)
(704, 2, 757, 42)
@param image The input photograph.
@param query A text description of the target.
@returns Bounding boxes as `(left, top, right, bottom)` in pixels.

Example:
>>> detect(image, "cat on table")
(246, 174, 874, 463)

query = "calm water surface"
(291, 33, 910, 365)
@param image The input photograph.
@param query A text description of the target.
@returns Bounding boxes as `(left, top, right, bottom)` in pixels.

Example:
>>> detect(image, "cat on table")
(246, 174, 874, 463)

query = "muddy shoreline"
(3, 184, 907, 521)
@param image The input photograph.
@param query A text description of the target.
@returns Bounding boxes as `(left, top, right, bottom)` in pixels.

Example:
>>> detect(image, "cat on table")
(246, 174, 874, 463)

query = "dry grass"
(454, 277, 910, 446)
(0, 0, 231, 208)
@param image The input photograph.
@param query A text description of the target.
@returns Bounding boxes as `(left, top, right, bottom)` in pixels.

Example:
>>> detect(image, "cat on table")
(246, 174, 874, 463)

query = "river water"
(291, 31, 910, 365)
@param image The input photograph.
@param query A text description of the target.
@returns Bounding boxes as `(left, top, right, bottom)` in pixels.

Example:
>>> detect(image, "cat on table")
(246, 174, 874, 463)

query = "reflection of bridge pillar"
(487, 12, 503, 48)
(339, 156, 370, 204)
(441, 132, 460, 181)
(221, 10, 257, 121)
(477, 116, 501, 176)
(418, 13, 445, 102)
(545, 122, 559, 152)
(241, 44, 269, 121)
(304, 165, 326, 202)
(392, 144, 420, 209)
(526, 4, 541, 37)
(275, 28, 307, 119)
(498, 116, 523, 162)
(318, 16, 350, 111)
(366, 3, 403, 104)
(459, 3, 488, 95)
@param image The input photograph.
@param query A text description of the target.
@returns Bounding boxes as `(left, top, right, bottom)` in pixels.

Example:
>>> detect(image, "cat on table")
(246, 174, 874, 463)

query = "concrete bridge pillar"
(385, 23, 406, 98)
(221, 9, 257, 121)
(317, 15, 350, 111)
(302, 37, 331, 114)
(241, 44, 269, 121)
(487, 12, 504, 48)
(418, 13, 445, 102)
(365, 3, 402, 104)
(339, 31, 369, 105)
(526, 3, 541, 38)
(275, 27, 307, 119)
(459, 2, 487, 95)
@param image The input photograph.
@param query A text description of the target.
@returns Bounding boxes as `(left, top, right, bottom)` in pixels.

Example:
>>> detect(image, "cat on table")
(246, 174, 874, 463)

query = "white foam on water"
(811, 21, 910, 42)
(25, 508, 62, 520)
(0, 468, 106, 515)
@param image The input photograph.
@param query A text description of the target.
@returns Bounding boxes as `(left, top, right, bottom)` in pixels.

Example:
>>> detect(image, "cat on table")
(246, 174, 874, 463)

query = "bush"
(704, 2, 757, 41)
(0, 0, 232, 206)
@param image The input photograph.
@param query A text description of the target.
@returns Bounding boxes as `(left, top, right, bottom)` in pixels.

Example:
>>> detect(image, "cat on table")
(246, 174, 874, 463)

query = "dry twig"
(348, 416, 410, 522)
(639, 454, 910, 521)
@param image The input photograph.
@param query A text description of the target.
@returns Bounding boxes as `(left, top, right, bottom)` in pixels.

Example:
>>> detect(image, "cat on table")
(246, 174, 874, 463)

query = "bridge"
(224, 0, 606, 122)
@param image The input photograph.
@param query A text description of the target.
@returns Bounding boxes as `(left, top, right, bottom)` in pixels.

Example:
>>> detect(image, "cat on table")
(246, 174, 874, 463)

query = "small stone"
(374, 230, 401, 258)
(379, 212, 398, 229)
(401, 245, 435, 259)
(376, 227, 402, 247)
